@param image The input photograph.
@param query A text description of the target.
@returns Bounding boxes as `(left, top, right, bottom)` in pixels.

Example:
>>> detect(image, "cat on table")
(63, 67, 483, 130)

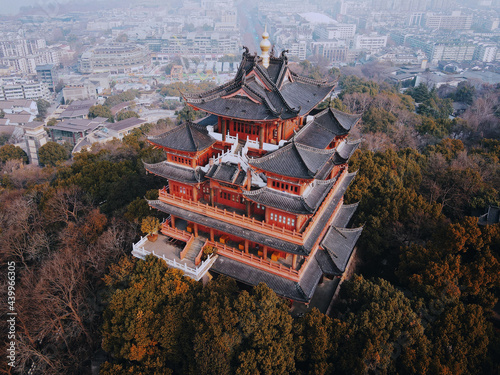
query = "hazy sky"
(1, 0, 84, 16)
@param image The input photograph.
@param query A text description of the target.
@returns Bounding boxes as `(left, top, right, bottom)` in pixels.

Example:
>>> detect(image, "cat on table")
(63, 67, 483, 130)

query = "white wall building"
(354, 35, 388, 53)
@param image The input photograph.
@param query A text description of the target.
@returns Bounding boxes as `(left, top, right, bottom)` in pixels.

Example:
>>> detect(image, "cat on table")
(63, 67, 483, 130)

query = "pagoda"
(132, 30, 363, 303)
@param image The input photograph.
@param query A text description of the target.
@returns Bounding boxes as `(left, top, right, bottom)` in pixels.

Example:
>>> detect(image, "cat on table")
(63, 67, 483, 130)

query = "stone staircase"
(183, 237, 205, 263)
(233, 139, 246, 155)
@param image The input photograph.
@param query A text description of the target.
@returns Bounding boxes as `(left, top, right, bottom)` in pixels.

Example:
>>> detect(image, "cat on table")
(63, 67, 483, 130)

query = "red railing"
(158, 169, 348, 249)
(161, 223, 191, 242)
(159, 189, 303, 244)
(207, 240, 301, 282)
(195, 239, 211, 266)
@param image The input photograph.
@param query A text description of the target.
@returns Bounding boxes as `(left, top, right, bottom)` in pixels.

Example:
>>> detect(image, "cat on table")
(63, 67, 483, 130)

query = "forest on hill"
(0, 73, 499, 374)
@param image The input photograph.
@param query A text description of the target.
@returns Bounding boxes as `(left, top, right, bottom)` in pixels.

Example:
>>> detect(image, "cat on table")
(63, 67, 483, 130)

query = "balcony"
(132, 234, 217, 281)
(206, 240, 315, 282)
(157, 169, 348, 246)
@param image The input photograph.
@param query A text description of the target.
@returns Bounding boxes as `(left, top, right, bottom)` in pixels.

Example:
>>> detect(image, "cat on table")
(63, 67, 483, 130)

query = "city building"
(22, 121, 48, 165)
(354, 34, 388, 53)
(314, 23, 356, 40)
(0, 80, 49, 101)
(62, 83, 98, 102)
(425, 11, 473, 30)
(58, 99, 97, 119)
(36, 64, 57, 91)
(47, 117, 108, 145)
(132, 34, 363, 303)
(79, 44, 150, 74)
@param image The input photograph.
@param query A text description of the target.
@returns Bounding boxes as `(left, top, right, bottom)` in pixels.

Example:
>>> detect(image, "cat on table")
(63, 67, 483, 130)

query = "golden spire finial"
(260, 24, 271, 69)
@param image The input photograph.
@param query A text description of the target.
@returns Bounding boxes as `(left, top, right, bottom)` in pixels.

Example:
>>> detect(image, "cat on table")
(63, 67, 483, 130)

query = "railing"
(159, 190, 304, 244)
(207, 240, 301, 282)
(158, 169, 348, 246)
(195, 239, 210, 266)
(179, 234, 195, 260)
(161, 222, 192, 242)
(132, 236, 217, 281)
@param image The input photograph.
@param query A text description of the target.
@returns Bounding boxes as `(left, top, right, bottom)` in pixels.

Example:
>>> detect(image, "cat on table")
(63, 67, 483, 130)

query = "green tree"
(450, 82, 475, 105)
(429, 303, 490, 375)
(36, 98, 51, 118)
(0, 144, 28, 163)
(38, 141, 70, 166)
(176, 105, 205, 123)
(101, 255, 200, 373)
(362, 106, 397, 133)
(294, 308, 336, 375)
(335, 275, 431, 375)
(0, 133, 10, 146)
(46, 118, 58, 126)
(116, 110, 139, 122)
(116, 33, 128, 42)
(88, 105, 113, 121)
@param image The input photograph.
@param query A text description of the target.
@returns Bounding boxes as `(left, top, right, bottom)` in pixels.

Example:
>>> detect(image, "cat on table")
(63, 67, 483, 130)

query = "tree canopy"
(38, 141, 70, 166)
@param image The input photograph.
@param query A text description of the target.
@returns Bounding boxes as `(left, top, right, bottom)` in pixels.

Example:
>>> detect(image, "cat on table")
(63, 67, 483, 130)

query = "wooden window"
(291, 219, 295, 226)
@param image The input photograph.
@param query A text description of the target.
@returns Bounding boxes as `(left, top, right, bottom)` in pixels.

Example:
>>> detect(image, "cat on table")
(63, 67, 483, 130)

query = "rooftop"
(148, 122, 216, 152)
(185, 49, 335, 121)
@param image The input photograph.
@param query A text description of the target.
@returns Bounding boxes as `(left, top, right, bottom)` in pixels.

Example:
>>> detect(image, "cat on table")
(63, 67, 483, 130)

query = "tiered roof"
(294, 107, 362, 148)
(206, 163, 247, 186)
(148, 122, 215, 152)
(184, 49, 335, 121)
(249, 140, 336, 179)
(244, 178, 336, 214)
(144, 161, 205, 184)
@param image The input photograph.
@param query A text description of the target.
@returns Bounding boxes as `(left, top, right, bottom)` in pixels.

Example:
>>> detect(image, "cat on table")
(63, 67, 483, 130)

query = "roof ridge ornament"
(260, 25, 271, 69)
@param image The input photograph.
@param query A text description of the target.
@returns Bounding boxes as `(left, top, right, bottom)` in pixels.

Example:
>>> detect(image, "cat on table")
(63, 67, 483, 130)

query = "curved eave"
(243, 191, 313, 215)
(186, 101, 291, 122)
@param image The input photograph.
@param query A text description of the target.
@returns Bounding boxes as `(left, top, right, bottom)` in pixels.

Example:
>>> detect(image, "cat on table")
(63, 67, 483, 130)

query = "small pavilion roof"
(184, 49, 335, 121)
(294, 108, 362, 149)
(243, 178, 335, 215)
(148, 122, 215, 152)
(249, 140, 336, 179)
(206, 162, 247, 186)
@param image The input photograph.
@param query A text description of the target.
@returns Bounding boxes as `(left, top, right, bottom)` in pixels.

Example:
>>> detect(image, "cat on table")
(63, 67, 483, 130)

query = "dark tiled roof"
(302, 172, 357, 252)
(294, 108, 362, 149)
(106, 117, 147, 132)
(194, 114, 218, 127)
(249, 140, 335, 179)
(321, 226, 363, 273)
(210, 254, 323, 303)
(336, 139, 361, 160)
(22, 121, 45, 130)
(316, 107, 362, 133)
(144, 161, 205, 184)
(315, 249, 338, 276)
(206, 163, 247, 186)
(294, 121, 334, 149)
(332, 202, 359, 228)
(148, 122, 216, 152)
(243, 178, 335, 215)
(184, 50, 335, 121)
